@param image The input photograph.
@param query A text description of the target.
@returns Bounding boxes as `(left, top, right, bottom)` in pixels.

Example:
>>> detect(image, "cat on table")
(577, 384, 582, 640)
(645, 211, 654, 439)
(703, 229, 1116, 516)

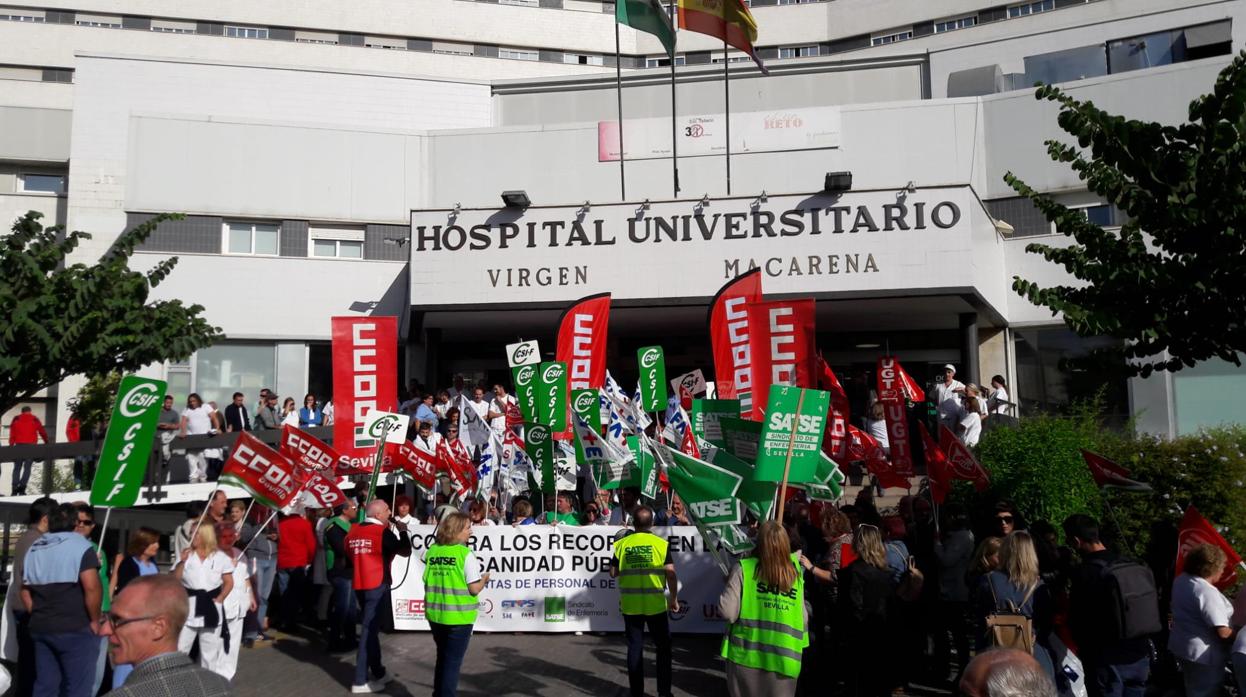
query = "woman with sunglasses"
(72, 503, 111, 697)
(299, 393, 323, 428)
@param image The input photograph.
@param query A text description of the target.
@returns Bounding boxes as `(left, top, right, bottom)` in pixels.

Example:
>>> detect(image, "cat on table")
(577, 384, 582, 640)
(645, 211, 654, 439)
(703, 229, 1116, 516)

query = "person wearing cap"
(932, 364, 966, 431)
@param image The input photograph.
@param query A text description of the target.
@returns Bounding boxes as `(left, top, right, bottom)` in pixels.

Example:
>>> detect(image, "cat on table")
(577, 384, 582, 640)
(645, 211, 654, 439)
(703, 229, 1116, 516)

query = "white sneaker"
(350, 681, 386, 694)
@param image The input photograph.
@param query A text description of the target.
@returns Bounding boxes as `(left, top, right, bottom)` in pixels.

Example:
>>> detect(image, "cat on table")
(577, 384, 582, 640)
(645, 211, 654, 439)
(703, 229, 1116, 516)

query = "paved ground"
(235, 628, 728, 697)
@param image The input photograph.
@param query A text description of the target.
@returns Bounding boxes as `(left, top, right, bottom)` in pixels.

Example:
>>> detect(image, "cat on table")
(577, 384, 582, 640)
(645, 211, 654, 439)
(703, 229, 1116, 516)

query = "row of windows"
(871, 0, 1068, 48)
(224, 221, 365, 259)
(10, 172, 66, 194)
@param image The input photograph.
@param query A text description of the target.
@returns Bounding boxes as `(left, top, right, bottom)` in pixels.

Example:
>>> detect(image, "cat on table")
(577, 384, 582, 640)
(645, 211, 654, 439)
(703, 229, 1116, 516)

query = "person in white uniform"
(987, 375, 1011, 418)
(213, 520, 253, 680)
(1169, 543, 1236, 697)
(173, 523, 234, 676)
(931, 364, 966, 431)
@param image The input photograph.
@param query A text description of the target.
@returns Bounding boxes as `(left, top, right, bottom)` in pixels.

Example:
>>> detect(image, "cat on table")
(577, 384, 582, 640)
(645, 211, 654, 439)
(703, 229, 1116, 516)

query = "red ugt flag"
(847, 424, 909, 490)
(222, 432, 307, 510)
(1176, 506, 1242, 589)
(1081, 450, 1152, 491)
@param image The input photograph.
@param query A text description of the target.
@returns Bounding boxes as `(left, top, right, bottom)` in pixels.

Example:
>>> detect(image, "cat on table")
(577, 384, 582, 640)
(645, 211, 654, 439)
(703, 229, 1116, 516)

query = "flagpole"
(1102, 496, 1136, 557)
(238, 510, 280, 556)
(774, 390, 806, 524)
(722, 36, 732, 195)
(668, 3, 679, 197)
(614, 21, 627, 201)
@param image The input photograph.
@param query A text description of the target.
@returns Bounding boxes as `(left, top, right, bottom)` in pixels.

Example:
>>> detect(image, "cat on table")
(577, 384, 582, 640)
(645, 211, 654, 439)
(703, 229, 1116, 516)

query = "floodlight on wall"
(993, 218, 1016, 237)
(383, 237, 409, 248)
(904, 180, 917, 194)
(501, 190, 531, 208)
(700, 194, 711, 207)
(823, 171, 852, 193)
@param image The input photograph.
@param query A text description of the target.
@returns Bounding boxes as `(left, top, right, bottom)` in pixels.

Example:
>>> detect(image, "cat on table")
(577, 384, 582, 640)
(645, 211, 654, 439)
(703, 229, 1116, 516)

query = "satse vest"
(422, 543, 478, 625)
(612, 531, 669, 616)
(721, 553, 809, 679)
(345, 523, 386, 591)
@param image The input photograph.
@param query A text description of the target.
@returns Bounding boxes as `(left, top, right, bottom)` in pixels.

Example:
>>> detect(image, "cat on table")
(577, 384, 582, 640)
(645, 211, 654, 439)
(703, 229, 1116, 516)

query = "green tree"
(0, 211, 222, 413)
(1006, 51, 1246, 377)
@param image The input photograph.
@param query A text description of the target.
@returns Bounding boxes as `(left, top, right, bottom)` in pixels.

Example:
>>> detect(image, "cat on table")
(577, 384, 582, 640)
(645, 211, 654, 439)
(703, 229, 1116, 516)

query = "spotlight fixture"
(700, 194, 711, 207)
(904, 181, 917, 194)
(501, 190, 531, 208)
(452, 202, 462, 215)
(854, 342, 881, 349)
(823, 171, 853, 193)
(993, 218, 1015, 237)
(641, 199, 651, 210)
(382, 237, 409, 248)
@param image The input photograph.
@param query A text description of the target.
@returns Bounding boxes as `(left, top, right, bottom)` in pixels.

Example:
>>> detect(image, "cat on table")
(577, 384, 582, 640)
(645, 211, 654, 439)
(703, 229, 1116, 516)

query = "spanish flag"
(678, 0, 767, 73)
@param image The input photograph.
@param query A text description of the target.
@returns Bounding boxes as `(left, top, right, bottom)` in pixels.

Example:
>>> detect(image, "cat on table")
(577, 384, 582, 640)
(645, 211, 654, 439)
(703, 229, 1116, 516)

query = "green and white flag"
(92, 375, 166, 507)
(616, 0, 676, 58)
(537, 361, 569, 432)
(574, 413, 631, 489)
(636, 346, 667, 412)
(719, 416, 762, 464)
(696, 435, 777, 522)
(524, 422, 556, 492)
(691, 399, 741, 443)
(623, 435, 660, 497)
(662, 445, 744, 527)
(755, 385, 830, 483)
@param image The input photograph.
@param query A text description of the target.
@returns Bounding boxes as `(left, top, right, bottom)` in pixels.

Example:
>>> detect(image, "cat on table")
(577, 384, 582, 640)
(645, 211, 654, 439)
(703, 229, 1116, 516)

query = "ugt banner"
(708, 269, 762, 416)
(91, 375, 167, 507)
(556, 293, 611, 391)
(876, 356, 915, 475)
(391, 525, 726, 633)
(332, 316, 398, 475)
(747, 299, 816, 420)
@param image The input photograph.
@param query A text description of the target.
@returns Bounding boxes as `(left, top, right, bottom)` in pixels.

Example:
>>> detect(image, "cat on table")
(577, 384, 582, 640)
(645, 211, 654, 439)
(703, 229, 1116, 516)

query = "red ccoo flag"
(556, 293, 611, 391)
(279, 424, 344, 474)
(395, 440, 439, 492)
(1081, 450, 1152, 491)
(708, 269, 763, 417)
(302, 470, 349, 509)
(1176, 506, 1241, 589)
(221, 431, 308, 510)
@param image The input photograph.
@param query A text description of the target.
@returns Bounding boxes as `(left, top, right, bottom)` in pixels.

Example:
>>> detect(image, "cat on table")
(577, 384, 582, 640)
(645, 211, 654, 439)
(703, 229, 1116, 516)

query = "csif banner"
(523, 422, 557, 492)
(556, 293, 611, 391)
(637, 346, 668, 412)
(708, 269, 763, 417)
(747, 299, 816, 420)
(331, 316, 398, 475)
(91, 375, 167, 507)
(537, 361, 570, 437)
(572, 389, 602, 432)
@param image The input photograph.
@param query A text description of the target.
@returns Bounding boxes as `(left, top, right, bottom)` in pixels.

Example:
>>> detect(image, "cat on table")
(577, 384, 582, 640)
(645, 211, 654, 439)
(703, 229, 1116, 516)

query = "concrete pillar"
(959, 312, 980, 385)
(424, 327, 441, 388)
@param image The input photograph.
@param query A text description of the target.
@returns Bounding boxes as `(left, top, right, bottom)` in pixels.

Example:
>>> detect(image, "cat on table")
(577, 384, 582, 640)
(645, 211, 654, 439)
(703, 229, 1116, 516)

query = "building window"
(295, 30, 338, 44)
(75, 14, 122, 28)
(564, 53, 605, 66)
(711, 54, 752, 64)
(776, 0, 810, 5)
(1008, 0, 1054, 18)
(934, 16, 976, 33)
(871, 29, 912, 46)
(778, 45, 818, 59)
(1013, 327, 1128, 427)
(312, 239, 364, 258)
(225, 25, 269, 39)
(646, 55, 686, 67)
(365, 36, 406, 49)
(500, 0, 540, 5)
(499, 48, 539, 61)
(19, 173, 66, 194)
(192, 344, 277, 408)
(150, 21, 195, 34)
(0, 11, 44, 22)
(225, 222, 280, 255)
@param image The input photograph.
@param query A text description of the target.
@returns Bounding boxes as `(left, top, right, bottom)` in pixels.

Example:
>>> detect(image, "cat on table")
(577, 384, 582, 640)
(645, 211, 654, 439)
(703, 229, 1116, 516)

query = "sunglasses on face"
(997, 515, 1014, 523)
(76, 518, 94, 528)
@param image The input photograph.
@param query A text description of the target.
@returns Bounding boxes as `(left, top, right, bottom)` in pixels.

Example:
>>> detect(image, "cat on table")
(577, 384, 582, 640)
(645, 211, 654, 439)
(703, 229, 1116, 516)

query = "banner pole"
(668, 3, 679, 197)
(188, 482, 221, 548)
(238, 510, 280, 557)
(97, 506, 112, 557)
(723, 35, 731, 195)
(364, 439, 386, 505)
(615, 21, 627, 201)
(1102, 497, 1136, 557)
(774, 390, 806, 524)
(241, 500, 255, 528)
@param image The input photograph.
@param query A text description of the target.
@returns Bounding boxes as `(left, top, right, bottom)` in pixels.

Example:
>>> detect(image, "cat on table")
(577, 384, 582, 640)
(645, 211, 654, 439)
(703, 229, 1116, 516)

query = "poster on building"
(331, 316, 398, 475)
(597, 105, 842, 162)
(91, 375, 166, 507)
(390, 526, 727, 633)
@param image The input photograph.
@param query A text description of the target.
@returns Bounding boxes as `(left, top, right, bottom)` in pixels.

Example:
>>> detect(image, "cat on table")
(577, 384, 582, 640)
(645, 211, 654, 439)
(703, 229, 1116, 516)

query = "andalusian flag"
(678, 0, 766, 73)
(617, 0, 676, 58)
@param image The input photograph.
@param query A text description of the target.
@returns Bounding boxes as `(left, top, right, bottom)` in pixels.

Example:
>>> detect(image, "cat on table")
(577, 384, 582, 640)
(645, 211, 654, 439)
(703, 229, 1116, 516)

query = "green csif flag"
(616, 0, 676, 58)
(92, 375, 166, 507)
(624, 435, 660, 498)
(524, 422, 557, 493)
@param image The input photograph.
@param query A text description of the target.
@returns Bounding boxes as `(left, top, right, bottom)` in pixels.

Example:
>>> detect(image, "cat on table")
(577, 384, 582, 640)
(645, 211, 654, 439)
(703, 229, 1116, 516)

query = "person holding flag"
(610, 506, 678, 697)
(722, 521, 809, 697)
(345, 500, 411, 694)
(325, 498, 359, 654)
(421, 511, 489, 697)
(1169, 543, 1237, 697)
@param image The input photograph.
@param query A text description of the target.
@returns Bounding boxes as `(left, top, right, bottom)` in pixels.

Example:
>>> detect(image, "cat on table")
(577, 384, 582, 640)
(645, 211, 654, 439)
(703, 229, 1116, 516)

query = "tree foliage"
(1006, 51, 1246, 377)
(0, 211, 222, 414)
(67, 371, 121, 433)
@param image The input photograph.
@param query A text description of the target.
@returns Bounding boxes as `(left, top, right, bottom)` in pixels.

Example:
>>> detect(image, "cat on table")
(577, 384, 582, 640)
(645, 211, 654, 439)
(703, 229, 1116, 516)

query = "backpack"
(985, 575, 1036, 654)
(1096, 558, 1161, 641)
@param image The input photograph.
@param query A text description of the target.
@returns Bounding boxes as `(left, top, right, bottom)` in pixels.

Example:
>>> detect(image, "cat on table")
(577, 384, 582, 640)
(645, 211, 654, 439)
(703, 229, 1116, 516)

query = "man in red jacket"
(9, 406, 48, 495)
(275, 509, 316, 631)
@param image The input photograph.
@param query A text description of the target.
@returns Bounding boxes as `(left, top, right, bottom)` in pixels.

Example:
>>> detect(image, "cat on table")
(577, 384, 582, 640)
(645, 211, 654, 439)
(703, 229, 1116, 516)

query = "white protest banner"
(390, 526, 728, 633)
(670, 369, 707, 398)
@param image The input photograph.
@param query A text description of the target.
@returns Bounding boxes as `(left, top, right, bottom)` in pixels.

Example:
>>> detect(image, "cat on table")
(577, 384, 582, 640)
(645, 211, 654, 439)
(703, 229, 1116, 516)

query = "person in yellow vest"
(422, 511, 489, 697)
(718, 521, 810, 697)
(609, 505, 678, 697)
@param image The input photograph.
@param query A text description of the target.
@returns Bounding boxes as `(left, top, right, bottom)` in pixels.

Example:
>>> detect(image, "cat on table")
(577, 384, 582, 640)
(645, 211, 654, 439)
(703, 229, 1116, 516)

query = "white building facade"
(2, 0, 1243, 480)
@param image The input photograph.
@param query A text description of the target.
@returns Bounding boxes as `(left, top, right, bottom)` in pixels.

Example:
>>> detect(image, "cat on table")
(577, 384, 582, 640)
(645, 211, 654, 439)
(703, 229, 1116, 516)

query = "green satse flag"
(663, 445, 744, 526)
(616, 0, 676, 58)
(696, 436, 777, 522)
(755, 385, 830, 483)
(624, 435, 660, 497)
(719, 416, 762, 464)
(692, 399, 742, 444)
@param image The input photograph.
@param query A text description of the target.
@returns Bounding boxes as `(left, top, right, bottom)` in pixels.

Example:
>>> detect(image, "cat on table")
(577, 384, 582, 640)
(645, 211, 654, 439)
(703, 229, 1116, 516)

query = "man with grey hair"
(102, 575, 232, 696)
(345, 499, 411, 693)
(960, 648, 1058, 697)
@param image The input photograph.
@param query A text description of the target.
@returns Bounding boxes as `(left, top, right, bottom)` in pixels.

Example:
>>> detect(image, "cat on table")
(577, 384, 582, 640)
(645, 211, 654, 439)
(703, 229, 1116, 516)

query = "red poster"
(708, 269, 763, 416)
(331, 316, 398, 475)
(395, 440, 439, 492)
(939, 424, 990, 491)
(747, 299, 816, 420)
(920, 423, 952, 504)
(1176, 506, 1241, 589)
(1081, 450, 1151, 491)
(221, 431, 307, 509)
(279, 424, 343, 474)
(816, 355, 850, 461)
(876, 356, 914, 475)
(848, 424, 910, 490)
(556, 293, 611, 391)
